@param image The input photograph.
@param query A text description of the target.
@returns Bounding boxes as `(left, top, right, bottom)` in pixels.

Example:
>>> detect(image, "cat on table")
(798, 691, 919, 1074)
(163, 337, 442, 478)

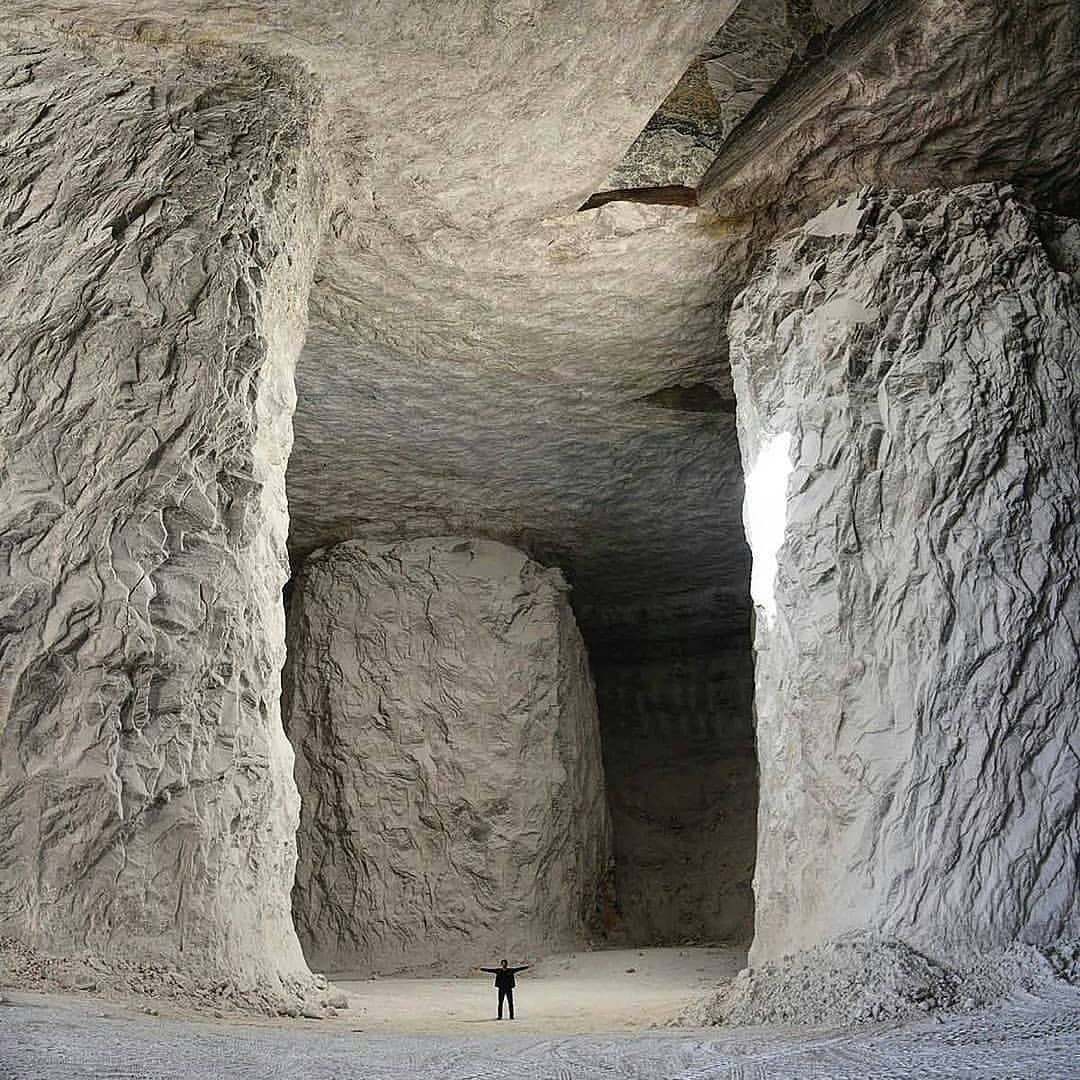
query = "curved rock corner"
(730, 184, 1080, 966)
(284, 538, 614, 974)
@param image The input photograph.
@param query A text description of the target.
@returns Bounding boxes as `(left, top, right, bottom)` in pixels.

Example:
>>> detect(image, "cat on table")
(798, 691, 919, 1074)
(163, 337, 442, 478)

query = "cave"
(1, 0, 1078, 1045)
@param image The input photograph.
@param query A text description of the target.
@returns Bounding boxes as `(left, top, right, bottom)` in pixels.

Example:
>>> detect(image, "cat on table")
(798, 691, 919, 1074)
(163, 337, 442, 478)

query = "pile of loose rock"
(680, 936, 1077, 1029)
(0, 937, 348, 1020)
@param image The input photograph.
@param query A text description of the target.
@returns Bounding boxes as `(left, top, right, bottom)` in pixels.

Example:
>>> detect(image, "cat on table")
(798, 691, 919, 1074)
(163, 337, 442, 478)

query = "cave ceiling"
(10, 0, 1080, 653)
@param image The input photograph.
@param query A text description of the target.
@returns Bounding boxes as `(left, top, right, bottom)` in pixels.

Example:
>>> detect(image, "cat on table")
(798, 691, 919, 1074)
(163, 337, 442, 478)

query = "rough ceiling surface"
(605, 0, 875, 189)
(3, 0, 747, 651)
(9, 0, 1076, 658)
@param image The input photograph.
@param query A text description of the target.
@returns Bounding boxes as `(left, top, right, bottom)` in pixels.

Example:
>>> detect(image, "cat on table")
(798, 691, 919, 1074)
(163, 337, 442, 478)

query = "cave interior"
(1, 0, 1077, 993)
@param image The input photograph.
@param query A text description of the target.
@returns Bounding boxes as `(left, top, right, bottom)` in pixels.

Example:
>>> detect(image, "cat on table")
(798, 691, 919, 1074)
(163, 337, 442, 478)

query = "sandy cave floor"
(325, 947, 747, 1035)
(2, 947, 1080, 1078)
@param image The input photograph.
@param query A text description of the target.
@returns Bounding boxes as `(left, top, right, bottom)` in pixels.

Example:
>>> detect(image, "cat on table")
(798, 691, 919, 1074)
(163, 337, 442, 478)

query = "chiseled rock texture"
(605, 0, 873, 189)
(701, 0, 1080, 222)
(731, 184, 1080, 964)
(0, 31, 326, 989)
(285, 538, 613, 974)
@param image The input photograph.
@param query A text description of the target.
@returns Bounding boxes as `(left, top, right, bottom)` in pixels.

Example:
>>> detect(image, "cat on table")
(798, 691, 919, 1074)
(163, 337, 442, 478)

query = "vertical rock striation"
(0, 31, 326, 989)
(285, 538, 613, 974)
(731, 185, 1080, 964)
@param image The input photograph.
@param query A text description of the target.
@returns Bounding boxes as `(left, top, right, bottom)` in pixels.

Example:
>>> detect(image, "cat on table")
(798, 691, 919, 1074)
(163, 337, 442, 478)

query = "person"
(478, 958, 529, 1019)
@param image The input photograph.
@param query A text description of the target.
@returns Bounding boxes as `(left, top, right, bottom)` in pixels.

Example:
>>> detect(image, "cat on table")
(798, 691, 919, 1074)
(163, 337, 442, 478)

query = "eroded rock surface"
(0, 31, 326, 990)
(605, 0, 873, 189)
(285, 538, 612, 974)
(731, 185, 1080, 964)
(701, 0, 1080, 221)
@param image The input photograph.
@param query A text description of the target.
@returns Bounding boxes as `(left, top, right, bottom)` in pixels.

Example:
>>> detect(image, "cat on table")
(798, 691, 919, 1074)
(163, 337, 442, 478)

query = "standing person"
(478, 958, 530, 1020)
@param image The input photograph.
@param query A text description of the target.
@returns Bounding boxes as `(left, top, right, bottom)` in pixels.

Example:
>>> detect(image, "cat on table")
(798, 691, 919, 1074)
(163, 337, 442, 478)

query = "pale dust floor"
(327, 946, 745, 1034)
(2, 946, 1080, 1079)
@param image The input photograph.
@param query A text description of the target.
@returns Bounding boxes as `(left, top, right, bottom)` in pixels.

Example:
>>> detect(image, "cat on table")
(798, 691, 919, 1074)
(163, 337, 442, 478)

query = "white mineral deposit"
(0, 3, 1077, 1078)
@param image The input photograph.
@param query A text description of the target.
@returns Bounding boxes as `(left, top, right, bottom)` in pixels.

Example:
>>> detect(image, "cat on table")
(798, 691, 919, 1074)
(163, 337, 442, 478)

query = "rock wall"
(0, 31, 326, 990)
(593, 648, 756, 945)
(730, 184, 1080, 964)
(701, 0, 1080, 221)
(285, 538, 613, 974)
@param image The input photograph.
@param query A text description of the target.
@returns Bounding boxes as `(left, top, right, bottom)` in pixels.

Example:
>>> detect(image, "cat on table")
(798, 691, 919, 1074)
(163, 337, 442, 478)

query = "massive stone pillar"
(731, 184, 1080, 964)
(285, 538, 613, 974)
(0, 32, 325, 989)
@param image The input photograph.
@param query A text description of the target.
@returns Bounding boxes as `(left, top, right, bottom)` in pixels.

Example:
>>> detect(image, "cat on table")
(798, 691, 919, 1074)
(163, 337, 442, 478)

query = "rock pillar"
(285, 538, 613, 974)
(731, 185, 1080, 963)
(0, 33, 325, 989)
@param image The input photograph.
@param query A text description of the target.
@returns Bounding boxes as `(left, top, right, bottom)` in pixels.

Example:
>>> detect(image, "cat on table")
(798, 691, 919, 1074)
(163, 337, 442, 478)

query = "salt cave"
(0, 1, 1077, 1067)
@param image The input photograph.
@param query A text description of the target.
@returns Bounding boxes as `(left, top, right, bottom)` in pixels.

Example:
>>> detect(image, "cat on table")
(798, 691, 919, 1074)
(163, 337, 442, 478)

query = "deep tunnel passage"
(588, 632, 757, 947)
(281, 302, 758, 967)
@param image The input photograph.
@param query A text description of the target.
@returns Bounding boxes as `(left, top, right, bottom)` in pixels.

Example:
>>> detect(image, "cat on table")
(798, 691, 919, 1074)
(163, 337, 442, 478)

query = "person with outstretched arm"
(478, 958, 530, 1019)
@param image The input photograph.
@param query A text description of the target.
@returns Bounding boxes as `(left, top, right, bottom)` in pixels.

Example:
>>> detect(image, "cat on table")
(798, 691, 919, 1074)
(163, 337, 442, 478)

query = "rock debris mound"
(0, 937, 345, 1019)
(681, 936, 1080, 1029)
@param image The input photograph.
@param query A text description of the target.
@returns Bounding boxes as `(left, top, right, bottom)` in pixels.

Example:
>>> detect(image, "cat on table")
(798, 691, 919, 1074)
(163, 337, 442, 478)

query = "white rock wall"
(0, 31, 326, 990)
(285, 538, 613, 974)
(731, 185, 1080, 963)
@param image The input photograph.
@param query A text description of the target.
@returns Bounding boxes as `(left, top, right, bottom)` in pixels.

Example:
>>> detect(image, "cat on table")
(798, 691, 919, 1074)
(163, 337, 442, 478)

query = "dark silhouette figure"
(479, 959, 530, 1019)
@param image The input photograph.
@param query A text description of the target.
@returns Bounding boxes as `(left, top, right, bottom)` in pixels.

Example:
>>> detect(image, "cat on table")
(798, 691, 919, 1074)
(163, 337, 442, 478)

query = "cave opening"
(586, 626, 757, 948)
(280, 376, 760, 967)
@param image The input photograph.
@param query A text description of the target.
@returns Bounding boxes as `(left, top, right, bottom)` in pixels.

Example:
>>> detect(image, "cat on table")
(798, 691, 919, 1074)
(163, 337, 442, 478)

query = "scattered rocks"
(1043, 941, 1080, 984)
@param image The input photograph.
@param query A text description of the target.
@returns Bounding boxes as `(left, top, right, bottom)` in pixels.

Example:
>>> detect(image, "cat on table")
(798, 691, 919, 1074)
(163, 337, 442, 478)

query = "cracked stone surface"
(0, 31, 326, 989)
(700, 0, 874, 148)
(285, 538, 612, 974)
(701, 0, 1080, 222)
(605, 0, 874, 189)
(731, 184, 1080, 964)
